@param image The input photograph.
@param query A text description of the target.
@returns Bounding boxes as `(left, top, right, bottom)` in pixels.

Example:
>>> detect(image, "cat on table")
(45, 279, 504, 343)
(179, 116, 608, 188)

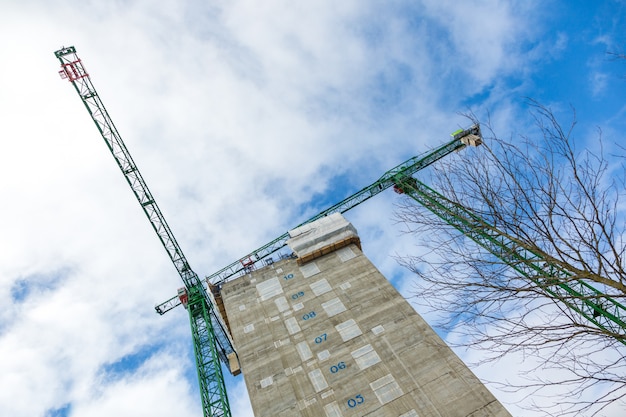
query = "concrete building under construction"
(221, 213, 511, 417)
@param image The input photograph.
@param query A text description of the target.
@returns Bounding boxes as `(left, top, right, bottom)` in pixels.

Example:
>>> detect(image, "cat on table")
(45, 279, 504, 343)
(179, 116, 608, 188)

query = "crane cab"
(177, 287, 189, 309)
(393, 176, 418, 194)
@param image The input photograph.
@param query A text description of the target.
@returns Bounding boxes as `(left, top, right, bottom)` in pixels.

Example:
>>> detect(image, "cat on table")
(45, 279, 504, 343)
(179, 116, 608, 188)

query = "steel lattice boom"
(155, 126, 482, 314)
(55, 46, 233, 417)
(209, 130, 479, 285)
(395, 175, 626, 345)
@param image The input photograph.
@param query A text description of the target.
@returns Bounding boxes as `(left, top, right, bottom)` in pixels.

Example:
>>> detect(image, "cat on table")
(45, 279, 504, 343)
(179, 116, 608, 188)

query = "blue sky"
(1, 1, 625, 416)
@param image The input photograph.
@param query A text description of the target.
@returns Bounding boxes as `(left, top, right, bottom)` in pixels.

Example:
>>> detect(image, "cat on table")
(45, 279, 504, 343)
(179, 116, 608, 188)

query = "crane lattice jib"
(54, 46, 199, 291)
(396, 175, 626, 345)
(55, 46, 234, 417)
(207, 129, 477, 284)
(155, 127, 480, 314)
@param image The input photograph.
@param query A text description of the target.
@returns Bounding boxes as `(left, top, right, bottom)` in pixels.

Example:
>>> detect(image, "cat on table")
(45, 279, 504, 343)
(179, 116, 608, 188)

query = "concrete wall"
(221, 239, 511, 417)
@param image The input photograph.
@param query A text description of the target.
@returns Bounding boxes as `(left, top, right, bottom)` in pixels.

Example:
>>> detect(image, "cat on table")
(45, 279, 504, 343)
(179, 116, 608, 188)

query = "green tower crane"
(55, 45, 626, 417)
(54, 45, 482, 416)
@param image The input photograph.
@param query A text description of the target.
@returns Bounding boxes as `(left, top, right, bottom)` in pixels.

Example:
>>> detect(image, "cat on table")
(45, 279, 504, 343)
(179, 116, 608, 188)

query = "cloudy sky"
(2, 1, 626, 416)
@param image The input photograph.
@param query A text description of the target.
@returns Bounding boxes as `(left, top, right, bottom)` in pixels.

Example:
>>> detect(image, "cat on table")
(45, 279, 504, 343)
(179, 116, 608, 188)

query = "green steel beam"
(207, 130, 476, 284)
(155, 125, 481, 314)
(54, 46, 234, 417)
(395, 175, 626, 345)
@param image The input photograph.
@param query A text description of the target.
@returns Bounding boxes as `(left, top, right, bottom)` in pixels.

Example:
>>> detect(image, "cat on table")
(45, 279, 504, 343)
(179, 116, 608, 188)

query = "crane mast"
(394, 175, 626, 344)
(54, 46, 233, 417)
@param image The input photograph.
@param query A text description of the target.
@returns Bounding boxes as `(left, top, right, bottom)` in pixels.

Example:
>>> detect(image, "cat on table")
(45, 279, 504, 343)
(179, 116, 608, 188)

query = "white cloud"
(70, 349, 200, 416)
(2, 1, 623, 416)
(417, 0, 538, 86)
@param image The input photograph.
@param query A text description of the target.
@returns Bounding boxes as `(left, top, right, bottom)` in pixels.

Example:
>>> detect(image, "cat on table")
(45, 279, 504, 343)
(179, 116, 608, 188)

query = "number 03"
(347, 394, 364, 408)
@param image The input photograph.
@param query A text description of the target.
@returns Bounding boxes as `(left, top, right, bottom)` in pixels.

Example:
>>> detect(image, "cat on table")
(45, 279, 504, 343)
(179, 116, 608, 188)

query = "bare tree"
(608, 50, 626, 79)
(395, 101, 626, 415)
